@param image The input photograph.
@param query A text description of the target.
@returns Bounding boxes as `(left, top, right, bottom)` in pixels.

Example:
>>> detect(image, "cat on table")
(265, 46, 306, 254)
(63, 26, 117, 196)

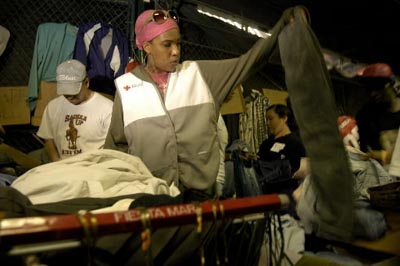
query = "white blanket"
(12, 149, 180, 204)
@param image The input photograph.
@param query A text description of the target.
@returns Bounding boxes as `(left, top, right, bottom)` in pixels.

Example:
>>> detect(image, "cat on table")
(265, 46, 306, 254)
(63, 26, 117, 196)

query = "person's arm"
(37, 99, 60, 161)
(44, 139, 60, 162)
(293, 157, 310, 179)
(99, 98, 113, 149)
(196, 6, 298, 108)
(367, 149, 388, 165)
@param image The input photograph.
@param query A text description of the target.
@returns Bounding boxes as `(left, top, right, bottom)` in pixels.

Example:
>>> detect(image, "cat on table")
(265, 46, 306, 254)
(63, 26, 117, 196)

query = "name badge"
(270, 142, 285, 153)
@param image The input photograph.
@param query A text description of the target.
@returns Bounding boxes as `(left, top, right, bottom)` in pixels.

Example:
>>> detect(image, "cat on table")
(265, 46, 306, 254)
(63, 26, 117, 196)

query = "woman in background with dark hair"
(258, 104, 306, 176)
(256, 104, 306, 205)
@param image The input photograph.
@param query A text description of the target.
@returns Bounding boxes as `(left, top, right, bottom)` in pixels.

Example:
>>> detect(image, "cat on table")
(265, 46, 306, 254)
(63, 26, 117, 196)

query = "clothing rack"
(0, 194, 289, 250)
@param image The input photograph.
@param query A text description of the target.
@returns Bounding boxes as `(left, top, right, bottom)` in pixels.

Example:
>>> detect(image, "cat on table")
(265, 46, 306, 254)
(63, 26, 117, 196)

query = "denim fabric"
(0, 173, 18, 186)
(223, 160, 236, 198)
(223, 139, 262, 198)
(353, 200, 387, 240)
(228, 150, 262, 198)
(239, 160, 262, 197)
(222, 141, 264, 266)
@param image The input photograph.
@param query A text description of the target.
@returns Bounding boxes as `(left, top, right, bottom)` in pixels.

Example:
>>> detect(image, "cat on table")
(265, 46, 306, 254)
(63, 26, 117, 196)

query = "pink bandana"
(135, 9, 179, 50)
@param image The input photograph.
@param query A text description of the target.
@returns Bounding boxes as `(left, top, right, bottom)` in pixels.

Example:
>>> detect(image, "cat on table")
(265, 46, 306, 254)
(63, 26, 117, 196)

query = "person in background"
(372, 80, 400, 167)
(104, 8, 297, 199)
(357, 77, 400, 167)
(257, 104, 306, 177)
(338, 115, 361, 150)
(37, 59, 113, 162)
(337, 116, 393, 195)
(256, 104, 305, 217)
(357, 82, 400, 168)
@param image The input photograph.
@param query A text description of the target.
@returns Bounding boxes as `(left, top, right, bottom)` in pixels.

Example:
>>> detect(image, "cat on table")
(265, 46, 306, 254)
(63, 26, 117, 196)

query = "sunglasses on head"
(147, 10, 179, 25)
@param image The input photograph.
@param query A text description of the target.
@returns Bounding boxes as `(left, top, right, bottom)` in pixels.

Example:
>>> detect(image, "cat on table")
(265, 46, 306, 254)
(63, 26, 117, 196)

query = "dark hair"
(266, 104, 290, 118)
(266, 104, 298, 132)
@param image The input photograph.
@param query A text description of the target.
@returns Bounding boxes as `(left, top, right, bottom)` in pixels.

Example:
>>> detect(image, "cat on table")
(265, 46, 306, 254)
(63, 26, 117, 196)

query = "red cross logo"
(123, 85, 131, 91)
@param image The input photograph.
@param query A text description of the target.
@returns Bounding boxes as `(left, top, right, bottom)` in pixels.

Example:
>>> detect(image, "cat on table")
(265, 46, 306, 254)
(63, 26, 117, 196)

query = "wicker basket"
(368, 181, 400, 210)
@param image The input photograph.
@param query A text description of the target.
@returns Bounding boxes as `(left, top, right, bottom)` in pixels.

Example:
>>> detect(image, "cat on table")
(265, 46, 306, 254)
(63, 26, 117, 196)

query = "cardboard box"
(0, 143, 41, 169)
(221, 85, 246, 115)
(263, 88, 289, 106)
(0, 86, 30, 125)
(31, 81, 57, 126)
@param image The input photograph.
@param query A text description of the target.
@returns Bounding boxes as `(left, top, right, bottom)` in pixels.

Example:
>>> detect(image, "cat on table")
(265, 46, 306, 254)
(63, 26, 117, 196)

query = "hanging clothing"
(73, 22, 129, 95)
(239, 90, 269, 153)
(0, 25, 10, 56)
(27, 22, 78, 110)
(224, 139, 262, 198)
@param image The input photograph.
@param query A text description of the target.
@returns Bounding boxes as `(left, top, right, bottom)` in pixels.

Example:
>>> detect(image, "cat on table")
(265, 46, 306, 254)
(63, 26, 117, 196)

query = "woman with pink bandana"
(104, 7, 303, 199)
(104, 5, 356, 244)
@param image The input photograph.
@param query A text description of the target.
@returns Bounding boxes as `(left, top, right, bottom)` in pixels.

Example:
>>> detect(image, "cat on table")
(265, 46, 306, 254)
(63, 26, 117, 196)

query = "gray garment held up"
(279, 7, 354, 241)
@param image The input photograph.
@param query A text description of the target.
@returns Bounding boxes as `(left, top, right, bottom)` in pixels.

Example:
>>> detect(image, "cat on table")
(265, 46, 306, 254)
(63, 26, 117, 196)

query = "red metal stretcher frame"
(0, 194, 289, 248)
